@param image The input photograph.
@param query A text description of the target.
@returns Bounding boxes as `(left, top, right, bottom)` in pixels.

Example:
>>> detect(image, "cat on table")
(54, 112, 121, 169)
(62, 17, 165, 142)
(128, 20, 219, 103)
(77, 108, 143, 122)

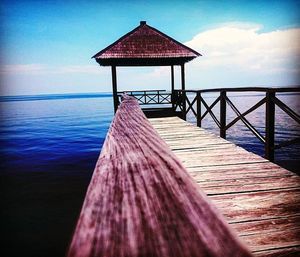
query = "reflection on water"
(0, 93, 299, 257)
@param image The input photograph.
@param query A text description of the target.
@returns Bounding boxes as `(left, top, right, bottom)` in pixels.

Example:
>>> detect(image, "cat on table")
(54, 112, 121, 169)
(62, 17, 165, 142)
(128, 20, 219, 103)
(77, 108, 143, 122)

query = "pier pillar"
(220, 91, 226, 139)
(171, 65, 175, 91)
(197, 91, 202, 127)
(171, 65, 175, 110)
(111, 65, 118, 113)
(181, 64, 186, 120)
(180, 63, 185, 91)
(265, 91, 275, 161)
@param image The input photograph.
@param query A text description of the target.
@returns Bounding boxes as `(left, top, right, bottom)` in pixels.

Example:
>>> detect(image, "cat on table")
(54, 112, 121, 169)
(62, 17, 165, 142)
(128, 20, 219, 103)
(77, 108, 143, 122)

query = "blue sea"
(1, 92, 299, 257)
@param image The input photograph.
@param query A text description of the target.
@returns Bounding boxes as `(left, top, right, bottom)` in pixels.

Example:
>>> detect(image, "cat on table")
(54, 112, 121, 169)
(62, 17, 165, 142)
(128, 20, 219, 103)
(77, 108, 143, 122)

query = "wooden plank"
(233, 217, 300, 254)
(160, 138, 231, 144)
(192, 170, 297, 183)
(68, 97, 251, 257)
(231, 215, 300, 236)
(190, 171, 293, 182)
(179, 155, 266, 168)
(174, 149, 263, 160)
(199, 176, 300, 195)
(242, 227, 300, 252)
(170, 143, 249, 152)
(169, 143, 233, 151)
(187, 162, 291, 174)
(172, 144, 237, 152)
(158, 134, 222, 140)
(210, 188, 300, 223)
(253, 246, 300, 257)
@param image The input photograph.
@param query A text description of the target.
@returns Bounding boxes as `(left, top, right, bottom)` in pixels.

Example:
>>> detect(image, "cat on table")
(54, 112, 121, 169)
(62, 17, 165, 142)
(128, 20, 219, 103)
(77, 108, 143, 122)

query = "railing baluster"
(226, 97, 266, 130)
(272, 96, 300, 124)
(182, 91, 187, 120)
(200, 96, 221, 128)
(197, 91, 201, 127)
(265, 90, 275, 161)
(220, 91, 226, 139)
(226, 96, 265, 143)
(201, 96, 221, 120)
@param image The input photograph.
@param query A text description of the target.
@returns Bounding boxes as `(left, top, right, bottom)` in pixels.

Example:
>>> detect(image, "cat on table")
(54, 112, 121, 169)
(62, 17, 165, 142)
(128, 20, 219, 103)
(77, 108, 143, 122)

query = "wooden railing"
(173, 87, 300, 161)
(68, 96, 251, 257)
(117, 90, 172, 105)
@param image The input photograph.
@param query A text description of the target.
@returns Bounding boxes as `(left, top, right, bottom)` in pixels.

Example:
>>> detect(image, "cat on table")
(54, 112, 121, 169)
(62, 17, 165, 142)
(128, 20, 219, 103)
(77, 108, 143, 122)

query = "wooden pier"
(83, 21, 300, 257)
(68, 97, 252, 257)
(68, 97, 300, 257)
(150, 116, 300, 256)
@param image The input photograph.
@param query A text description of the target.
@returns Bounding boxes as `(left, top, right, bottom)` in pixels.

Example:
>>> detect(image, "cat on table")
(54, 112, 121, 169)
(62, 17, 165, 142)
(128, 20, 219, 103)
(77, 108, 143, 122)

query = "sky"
(0, 0, 299, 96)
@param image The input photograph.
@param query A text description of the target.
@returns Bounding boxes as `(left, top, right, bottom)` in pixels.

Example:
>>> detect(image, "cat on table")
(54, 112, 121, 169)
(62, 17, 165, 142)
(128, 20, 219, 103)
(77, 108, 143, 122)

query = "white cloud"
(0, 64, 46, 74)
(184, 25, 300, 87)
(56, 65, 103, 74)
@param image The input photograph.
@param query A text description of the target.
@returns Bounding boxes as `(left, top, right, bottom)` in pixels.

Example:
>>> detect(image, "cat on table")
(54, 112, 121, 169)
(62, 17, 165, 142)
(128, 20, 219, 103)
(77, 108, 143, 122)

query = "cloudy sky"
(1, 0, 299, 96)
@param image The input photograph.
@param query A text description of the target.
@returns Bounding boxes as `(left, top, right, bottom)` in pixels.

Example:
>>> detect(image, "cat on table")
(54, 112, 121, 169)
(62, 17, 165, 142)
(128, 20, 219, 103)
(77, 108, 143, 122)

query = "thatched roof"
(93, 21, 201, 66)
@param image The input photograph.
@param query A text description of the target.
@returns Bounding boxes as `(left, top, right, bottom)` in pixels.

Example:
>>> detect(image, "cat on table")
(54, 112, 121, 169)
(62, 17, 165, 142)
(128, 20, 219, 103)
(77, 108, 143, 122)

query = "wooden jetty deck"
(149, 116, 300, 257)
(68, 97, 300, 257)
(68, 97, 252, 257)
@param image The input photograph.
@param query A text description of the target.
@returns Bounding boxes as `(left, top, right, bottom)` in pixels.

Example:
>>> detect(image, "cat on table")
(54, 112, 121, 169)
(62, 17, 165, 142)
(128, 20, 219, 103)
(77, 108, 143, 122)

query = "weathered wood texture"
(149, 117, 300, 257)
(68, 96, 251, 257)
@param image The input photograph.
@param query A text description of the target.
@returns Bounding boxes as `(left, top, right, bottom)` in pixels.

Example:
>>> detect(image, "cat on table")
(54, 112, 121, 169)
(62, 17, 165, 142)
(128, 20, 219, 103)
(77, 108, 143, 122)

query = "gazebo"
(92, 21, 201, 114)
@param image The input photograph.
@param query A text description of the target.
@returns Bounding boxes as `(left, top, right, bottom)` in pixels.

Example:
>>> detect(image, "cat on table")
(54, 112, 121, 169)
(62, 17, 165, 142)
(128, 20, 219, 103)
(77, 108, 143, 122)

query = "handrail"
(68, 96, 251, 257)
(174, 86, 300, 93)
(117, 90, 172, 105)
(173, 87, 300, 161)
(118, 89, 166, 93)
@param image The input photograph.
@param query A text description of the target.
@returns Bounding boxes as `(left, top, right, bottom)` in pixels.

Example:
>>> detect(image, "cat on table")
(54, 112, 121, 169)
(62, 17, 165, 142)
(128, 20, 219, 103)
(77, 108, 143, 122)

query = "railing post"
(182, 91, 187, 120)
(144, 91, 146, 104)
(197, 91, 201, 127)
(180, 63, 187, 120)
(171, 90, 176, 111)
(157, 90, 160, 104)
(171, 91, 175, 110)
(170, 66, 175, 110)
(220, 91, 226, 139)
(265, 90, 275, 161)
(111, 65, 118, 113)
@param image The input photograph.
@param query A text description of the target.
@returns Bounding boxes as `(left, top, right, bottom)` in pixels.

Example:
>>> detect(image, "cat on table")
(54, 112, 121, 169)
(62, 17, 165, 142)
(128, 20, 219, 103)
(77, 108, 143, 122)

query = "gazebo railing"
(117, 90, 172, 105)
(173, 87, 300, 161)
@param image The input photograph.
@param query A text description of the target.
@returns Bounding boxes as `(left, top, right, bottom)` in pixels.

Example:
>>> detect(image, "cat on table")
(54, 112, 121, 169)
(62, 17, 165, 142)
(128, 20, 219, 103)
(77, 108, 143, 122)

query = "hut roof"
(93, 21, 201, 66)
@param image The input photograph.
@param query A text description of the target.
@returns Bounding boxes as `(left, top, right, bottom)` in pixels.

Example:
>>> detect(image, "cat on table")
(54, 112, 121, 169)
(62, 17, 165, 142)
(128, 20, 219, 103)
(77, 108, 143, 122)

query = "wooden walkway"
(149, 117, 300, 257)
(68, 97, 252, 257)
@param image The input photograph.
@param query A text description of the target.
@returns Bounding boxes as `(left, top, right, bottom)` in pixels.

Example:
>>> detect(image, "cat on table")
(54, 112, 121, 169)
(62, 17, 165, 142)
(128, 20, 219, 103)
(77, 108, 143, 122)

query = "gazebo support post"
(181, 63, 186, 120)
(111, 65, 118, 113)
(171, 65, 175, 110)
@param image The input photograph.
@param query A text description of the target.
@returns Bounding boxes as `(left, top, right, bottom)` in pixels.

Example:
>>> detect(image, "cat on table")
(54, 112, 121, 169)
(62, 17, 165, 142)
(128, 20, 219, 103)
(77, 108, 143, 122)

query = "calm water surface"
(1, 94, 113, 257)
(0, 93, 299, 257)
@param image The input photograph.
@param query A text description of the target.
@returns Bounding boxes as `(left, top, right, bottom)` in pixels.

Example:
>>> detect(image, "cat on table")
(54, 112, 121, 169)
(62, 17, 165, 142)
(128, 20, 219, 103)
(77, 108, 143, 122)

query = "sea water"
(0, 93, 299, 257)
